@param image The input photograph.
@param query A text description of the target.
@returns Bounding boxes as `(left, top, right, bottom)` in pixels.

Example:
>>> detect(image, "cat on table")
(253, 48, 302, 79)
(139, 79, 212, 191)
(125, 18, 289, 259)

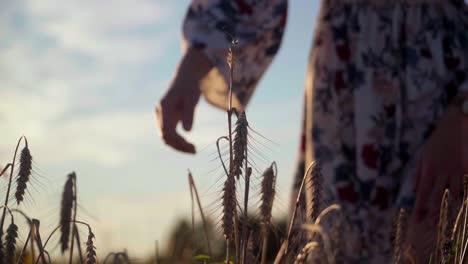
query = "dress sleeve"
(182, 0, 288, 111)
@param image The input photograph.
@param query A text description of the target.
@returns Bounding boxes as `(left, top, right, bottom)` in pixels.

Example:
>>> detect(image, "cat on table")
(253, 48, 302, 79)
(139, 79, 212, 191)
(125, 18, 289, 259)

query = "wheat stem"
(188, 171, 213, 257)
(69, 175, 79, 264)
(32, 219, 47, 264)
(241, 166, 251, 264)
(17, 227, 31, 264)
(38, 221, 91, 264)
(301, 223, 334, 264)
(0, 136, 25, 239)
(284, 161, 317, 255)
(217, 136, 230, 178)
(0, 163, 12, 178)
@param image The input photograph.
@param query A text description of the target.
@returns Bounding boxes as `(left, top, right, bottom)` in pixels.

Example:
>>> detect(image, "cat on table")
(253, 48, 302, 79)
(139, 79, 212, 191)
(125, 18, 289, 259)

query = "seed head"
(260, 163, 276, 225)
(222, 176, 236, 242)
(86, 228, 97, 264)
(4, 222, 18, 263)
(60, 172, 75, 253)
(232, 111, 248, 179)
(15, 146, 32, 204)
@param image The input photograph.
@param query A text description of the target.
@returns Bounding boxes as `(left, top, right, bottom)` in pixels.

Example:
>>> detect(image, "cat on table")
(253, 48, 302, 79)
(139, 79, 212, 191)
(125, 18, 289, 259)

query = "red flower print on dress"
(336, 43, 351, 61)
(337, 183, 359, 203)
(362, 144, 378, 169)
(384, 104, 396, 117)
(334, 70, 346, 93)
(444, 56, 460, 70)
(371, 186, 389, 210)
(235, 0, 253, 15)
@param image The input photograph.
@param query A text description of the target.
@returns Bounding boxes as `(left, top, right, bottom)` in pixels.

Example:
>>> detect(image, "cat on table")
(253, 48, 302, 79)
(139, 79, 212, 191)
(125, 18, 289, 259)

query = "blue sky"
(0, 0, 320, 259)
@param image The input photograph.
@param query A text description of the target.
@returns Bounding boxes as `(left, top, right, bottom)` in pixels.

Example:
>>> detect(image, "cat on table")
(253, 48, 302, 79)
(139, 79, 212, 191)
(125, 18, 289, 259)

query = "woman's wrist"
(169, 47, 213, 94)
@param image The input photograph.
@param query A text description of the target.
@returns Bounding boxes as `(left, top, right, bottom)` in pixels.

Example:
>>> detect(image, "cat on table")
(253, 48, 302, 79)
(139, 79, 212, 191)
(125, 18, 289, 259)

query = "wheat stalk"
(232, 111, 248, 180)
(15, 142, 32, 204)
(434, 189, 450, 263)
(260, 162, 277, 264)
(314, 204, 341, 226)
(0, 136, 27, 245)
(86, 227, 97, 264)
(392, 208, 408, 264)
(188, 171, 212, 257)
(60, 172, 75, 253)
(241, 166, 252, 264)
(294, 241, 319, 264)
(301, 223, 334, 264)
(0, 163, 12, 178)
(307, 162, 322, 222)
(4, 220, 18, 263)
(283, 161, 319, 257)
(222, 175, 236, 243)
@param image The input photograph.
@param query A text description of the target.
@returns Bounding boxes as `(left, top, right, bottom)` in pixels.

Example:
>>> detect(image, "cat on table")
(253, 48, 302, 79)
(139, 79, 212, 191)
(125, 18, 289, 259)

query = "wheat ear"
(260, 162, 277, 264)
(4, 220, 18, 264)
(86, 227, 97, 264)
(0, 136, 26, 244)
(222, 175, 236, 244)
(232, 111, 248, 180)
(15, 141, 32, 204)
(60, 172, 75, 253)
(284, 161, 318, 255)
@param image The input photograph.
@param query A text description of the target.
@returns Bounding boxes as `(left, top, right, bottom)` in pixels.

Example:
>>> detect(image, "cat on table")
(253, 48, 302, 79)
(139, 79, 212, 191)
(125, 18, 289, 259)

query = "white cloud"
(0, 0, 177, 167)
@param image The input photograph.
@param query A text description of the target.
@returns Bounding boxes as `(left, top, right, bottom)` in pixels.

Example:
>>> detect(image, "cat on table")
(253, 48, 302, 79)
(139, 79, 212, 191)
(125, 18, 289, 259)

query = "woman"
(156, 0, 468, 262)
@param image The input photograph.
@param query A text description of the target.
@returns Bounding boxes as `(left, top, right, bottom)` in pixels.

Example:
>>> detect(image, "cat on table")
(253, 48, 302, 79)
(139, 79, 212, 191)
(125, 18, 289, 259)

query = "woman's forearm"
(170, 47, 213, 92)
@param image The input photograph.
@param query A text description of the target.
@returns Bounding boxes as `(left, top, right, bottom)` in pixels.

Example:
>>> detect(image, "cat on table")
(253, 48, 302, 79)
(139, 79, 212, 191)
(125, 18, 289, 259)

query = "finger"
(163, 131, 196, 154)
(156, 102, 195, 153)
(181, 100, 195, 131)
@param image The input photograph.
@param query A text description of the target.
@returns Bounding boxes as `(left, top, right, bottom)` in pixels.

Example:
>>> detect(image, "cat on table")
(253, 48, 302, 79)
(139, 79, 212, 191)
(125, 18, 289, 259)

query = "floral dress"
(182, 0, 468, 262)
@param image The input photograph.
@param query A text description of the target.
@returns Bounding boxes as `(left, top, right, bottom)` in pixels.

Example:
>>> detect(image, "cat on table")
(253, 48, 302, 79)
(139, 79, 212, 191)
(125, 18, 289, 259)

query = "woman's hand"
(405, 103, 468, 262)
(156, 47, 212, 154)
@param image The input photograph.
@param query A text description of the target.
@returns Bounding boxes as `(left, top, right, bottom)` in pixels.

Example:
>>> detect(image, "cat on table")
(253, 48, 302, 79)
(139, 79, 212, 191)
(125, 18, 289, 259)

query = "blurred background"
(0, 0, 319, 260)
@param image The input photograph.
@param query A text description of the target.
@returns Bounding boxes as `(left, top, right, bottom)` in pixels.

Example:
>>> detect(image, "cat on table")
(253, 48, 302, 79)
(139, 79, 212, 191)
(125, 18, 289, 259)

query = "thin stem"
(17, 229, 31, 264)
(31, 222, 36, 264)
(36, 221, 91, 264)
(241, 158, 250, 264)
(155, 240, 159, 264)
(226, 240, 230, 264)
(69, 176, 78, 264)
(73, 224, 84, 263)
(261, 224, 269, 264)
(32, 219, 47, 264)
(284, 161, 317, 255)
(103, 252, 115, 264)
(0, 163, 12, 177)
(189, 174, 195, 233)
(0, 136, 25, 237)
(216, 136, 230, 178)
(188, 171, 213, 257)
